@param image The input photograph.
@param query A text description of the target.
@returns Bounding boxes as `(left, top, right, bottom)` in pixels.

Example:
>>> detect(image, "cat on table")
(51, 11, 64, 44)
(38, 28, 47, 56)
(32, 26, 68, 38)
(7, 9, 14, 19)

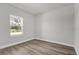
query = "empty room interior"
(0, 3, 79, 55)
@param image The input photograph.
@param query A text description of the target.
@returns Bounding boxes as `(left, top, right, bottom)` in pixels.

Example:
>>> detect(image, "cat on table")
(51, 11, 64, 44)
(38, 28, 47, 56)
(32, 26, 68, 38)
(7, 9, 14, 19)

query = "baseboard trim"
(35, 38, 74, 47)
(0, 38, 74, 49)
(74, 46, 79, 55)
(0, 38, 33, 49)
(74, 47, 77, 55)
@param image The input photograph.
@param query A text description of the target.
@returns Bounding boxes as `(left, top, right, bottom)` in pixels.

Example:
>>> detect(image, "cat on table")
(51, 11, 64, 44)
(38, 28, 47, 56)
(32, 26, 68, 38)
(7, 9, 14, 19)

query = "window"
(10, 15, 23, 36)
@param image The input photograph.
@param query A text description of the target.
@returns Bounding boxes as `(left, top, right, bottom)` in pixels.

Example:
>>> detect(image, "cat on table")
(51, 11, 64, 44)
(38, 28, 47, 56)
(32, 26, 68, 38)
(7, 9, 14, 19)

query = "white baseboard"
(0, 38, 74, 49)
(35, 38, 74, 47)
(74, 45, 79, 55)
(74, 47, 78, 55)
(0, 38, 33, 49)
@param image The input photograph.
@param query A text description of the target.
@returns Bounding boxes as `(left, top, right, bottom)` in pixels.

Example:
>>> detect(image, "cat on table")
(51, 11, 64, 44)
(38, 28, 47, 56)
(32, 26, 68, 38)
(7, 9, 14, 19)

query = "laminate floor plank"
(0, 39, 76, 55)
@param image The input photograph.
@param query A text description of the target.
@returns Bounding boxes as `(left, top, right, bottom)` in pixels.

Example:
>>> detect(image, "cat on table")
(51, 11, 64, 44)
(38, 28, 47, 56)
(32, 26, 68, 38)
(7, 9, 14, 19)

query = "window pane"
(10, 15, 23, 36)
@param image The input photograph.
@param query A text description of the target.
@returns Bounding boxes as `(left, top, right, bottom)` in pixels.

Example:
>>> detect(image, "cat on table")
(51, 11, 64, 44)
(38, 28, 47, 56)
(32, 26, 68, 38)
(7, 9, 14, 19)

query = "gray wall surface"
(0, 4, 35, 47)
(75, 4, 79, 55)
(35, 5, 75, 46)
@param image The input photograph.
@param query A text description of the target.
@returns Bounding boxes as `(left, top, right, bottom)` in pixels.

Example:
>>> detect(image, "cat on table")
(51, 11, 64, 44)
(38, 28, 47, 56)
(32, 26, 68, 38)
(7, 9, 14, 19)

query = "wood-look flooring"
(0, 39, 76, 55)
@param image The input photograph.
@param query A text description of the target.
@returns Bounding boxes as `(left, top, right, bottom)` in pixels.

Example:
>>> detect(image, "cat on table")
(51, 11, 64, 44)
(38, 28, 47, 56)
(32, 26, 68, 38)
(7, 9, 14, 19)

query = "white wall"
(74, 4, 79, 55)
(35, 5, 75, 46)
(0, 4, 35, 47)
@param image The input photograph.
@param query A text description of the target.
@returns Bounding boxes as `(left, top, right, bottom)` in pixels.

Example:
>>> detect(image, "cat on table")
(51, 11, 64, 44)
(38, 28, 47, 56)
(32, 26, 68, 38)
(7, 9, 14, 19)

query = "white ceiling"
(10, 3, 73, 15)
